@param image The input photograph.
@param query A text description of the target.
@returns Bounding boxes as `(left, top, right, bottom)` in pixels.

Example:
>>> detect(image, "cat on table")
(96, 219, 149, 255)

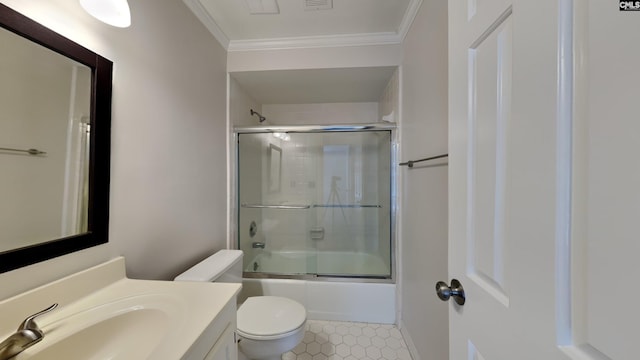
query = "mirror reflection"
(0, 26, 92, 253)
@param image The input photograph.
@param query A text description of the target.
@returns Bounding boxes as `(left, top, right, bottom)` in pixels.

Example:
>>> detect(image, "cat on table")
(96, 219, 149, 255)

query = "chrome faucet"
(0, 303, 57, 360)
(252, 242, 265, 249)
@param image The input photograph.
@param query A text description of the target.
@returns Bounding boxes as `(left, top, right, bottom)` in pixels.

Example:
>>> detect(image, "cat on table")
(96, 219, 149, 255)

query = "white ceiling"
(183, 0, 421, 50)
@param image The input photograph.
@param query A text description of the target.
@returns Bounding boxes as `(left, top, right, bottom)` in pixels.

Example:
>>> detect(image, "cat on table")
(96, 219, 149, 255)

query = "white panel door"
(448, 1, 639, 359)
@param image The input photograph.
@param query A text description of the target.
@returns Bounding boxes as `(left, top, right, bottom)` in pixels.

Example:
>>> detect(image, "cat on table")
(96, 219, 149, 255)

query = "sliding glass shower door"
(237, 129, 392, 279)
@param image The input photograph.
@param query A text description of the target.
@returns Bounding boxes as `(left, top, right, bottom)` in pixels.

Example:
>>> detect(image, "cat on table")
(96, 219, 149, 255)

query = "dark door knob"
(435, 279, 465, 305)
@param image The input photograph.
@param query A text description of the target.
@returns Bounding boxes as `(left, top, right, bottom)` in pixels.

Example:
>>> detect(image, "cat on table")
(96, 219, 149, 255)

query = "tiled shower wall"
(250, 132, 389, 257)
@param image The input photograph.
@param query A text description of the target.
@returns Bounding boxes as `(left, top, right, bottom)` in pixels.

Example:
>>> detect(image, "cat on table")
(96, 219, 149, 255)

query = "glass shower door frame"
(233, 123, 398, 283)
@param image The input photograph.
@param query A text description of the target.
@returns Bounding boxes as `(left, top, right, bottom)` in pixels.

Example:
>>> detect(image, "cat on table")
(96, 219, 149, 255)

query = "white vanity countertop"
(0, 257, 241, 360)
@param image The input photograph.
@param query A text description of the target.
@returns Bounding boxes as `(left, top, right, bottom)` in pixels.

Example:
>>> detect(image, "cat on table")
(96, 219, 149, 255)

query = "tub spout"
(252, 242, 265, 249)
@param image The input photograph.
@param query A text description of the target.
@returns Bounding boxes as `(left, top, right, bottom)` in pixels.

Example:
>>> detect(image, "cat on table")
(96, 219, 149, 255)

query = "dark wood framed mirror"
(0, 3, 112, 273)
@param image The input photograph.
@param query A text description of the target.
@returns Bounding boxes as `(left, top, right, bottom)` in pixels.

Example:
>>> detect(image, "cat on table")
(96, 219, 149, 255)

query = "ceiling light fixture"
(79, 0, 131, 28)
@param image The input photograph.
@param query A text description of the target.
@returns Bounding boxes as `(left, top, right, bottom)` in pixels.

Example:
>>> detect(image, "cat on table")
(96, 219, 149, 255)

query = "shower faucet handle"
(252, 242, 265, 249)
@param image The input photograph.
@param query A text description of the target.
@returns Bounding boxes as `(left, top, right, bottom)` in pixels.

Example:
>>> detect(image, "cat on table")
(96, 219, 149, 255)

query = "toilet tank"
(174, 249, 244, 283)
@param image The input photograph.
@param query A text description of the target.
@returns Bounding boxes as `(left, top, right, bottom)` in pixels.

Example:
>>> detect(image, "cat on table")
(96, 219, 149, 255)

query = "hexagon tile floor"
(282, 320, 413, 360)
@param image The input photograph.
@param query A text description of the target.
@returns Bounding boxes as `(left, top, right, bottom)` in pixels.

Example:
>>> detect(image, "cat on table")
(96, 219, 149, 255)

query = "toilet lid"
(237, 296, 306, 340)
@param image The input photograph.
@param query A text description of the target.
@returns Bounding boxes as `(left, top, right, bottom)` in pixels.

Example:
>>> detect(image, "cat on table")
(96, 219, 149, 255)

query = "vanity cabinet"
(186, 295, 238, 360)
(203, 322, 237, 360)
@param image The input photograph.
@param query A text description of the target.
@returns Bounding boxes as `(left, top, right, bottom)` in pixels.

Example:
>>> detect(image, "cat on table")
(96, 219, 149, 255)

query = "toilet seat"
(237, 296, 306, 341)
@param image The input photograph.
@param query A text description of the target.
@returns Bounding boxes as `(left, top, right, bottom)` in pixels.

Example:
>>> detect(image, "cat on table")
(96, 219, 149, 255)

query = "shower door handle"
(435, 279, 465, 305)
(241, 203, 310, 209)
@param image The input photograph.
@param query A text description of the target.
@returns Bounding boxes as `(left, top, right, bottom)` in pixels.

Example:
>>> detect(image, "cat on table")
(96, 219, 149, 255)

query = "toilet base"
(237, 321, 306, 360)
(238, 349, 287, 360)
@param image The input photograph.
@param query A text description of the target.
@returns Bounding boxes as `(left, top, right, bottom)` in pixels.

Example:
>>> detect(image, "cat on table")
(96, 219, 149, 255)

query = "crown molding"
(184, 0, 424, 51)
(398, 0, 424, 42)
(227, 32, 402, 52)
(183, 0, 230, 49)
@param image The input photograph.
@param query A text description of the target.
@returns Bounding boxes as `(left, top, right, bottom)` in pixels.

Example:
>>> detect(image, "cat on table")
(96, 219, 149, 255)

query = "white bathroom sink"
(0, 257, 241, 360)
(27, 307, 170, 359)
(24, 294, 181, 360)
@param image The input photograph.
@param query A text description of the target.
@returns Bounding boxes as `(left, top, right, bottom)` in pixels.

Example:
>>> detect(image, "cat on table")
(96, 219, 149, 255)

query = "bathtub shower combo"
(235, 125, 396, 323)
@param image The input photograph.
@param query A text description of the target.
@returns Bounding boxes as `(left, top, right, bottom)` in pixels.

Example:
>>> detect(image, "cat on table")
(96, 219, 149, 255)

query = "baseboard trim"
(399, 320, 421, 360)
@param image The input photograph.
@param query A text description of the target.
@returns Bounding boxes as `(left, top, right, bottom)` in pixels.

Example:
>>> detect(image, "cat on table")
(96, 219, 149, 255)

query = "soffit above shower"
(182, 0, 421, 50)
(231, 66, 396, 104)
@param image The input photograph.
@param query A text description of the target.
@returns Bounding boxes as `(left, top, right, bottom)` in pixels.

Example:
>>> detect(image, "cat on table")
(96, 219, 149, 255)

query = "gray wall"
(106, 0, 228, 280)
(399, 0, 449, 359)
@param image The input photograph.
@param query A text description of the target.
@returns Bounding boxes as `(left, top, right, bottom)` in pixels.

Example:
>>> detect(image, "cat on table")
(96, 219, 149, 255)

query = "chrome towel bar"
(313, 204, 382, 208)
(0, 147, 47, 155)
(241, 204, 382, 209)
(399, 153, 448, 168)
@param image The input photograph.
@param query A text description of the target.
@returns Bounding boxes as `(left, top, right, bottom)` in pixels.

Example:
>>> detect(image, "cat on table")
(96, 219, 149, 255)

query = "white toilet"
(174, 250, 306, 360)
